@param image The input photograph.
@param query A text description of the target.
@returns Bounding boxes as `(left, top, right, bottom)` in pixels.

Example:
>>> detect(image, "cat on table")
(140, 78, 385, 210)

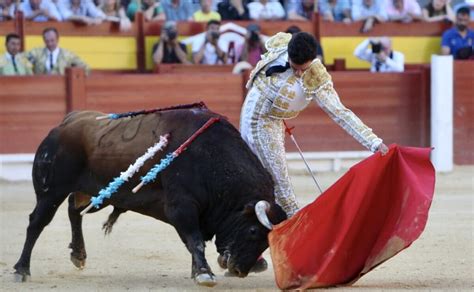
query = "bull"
(13, 105, 287, 287)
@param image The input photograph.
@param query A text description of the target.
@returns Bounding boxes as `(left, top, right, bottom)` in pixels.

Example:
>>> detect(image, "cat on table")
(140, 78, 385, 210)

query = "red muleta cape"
(269, 145, 435, 289)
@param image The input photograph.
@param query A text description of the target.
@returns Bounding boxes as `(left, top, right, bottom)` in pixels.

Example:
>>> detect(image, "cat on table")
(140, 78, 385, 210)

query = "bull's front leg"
(186, 233, 216, 287)
(167, 201, 216, 287)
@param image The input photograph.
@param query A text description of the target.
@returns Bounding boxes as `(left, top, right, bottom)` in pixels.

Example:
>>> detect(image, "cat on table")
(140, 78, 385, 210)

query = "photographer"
(238, 24, 266, 66)
(152, 21, 191, 65)
(193, 20, 227, 65)
(354, 37, 404, 72)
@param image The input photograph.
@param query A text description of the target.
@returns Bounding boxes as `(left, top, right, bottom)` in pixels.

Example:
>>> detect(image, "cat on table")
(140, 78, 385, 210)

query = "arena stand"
(0, 13, 472, 166)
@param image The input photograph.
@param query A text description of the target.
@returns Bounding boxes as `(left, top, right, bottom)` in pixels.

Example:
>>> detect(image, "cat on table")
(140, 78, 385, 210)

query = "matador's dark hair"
(288, 32, 318, 65)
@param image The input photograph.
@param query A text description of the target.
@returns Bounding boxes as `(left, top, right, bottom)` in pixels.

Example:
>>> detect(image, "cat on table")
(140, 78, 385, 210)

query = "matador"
(240, 32, 388, 217)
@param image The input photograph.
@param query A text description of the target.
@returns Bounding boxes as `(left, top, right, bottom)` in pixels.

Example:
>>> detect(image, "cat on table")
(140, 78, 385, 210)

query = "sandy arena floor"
(0, 165, 472, 291)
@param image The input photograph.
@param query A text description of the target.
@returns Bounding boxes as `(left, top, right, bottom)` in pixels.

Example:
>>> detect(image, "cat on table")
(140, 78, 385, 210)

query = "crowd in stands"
(1, 0, 472, 25)
(0, 1, 473, 76)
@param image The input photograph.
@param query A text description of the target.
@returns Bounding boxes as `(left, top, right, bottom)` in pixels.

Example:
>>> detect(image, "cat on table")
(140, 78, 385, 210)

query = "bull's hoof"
(70, 254, 86, 269)
(13, 271, 31, 282)
(194, 273, 217, 287)
(249, 257, 268, 273)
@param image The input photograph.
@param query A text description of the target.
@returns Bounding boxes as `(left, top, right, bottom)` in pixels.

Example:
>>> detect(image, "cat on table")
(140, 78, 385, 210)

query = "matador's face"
(289, 59, 312, 78)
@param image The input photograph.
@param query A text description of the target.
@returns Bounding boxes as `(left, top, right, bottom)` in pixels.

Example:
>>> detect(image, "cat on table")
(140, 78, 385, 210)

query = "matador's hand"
(377, 143, 389, 156)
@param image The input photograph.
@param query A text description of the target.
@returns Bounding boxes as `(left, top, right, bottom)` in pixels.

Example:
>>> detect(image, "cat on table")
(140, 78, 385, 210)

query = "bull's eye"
(249, 226, 258, 237)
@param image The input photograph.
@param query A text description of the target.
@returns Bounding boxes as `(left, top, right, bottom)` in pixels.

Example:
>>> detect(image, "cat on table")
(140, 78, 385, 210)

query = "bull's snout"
(217, 253, 229, 269)
(226, 259, 249, 278)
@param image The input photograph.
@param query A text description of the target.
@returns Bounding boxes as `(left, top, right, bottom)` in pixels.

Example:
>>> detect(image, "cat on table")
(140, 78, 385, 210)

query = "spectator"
(127, 0, 165, 21)
(193, 0, 221, 21)
(237, 23, 266, 66)
(18, 0, 62, 21)
(422, 0, 454, 22)
(0, 33, 33, 76)
(58, 0, 106, 25)
(0, 0, 16, 21)
(319, 0, 352, 22)
(248, 0, 285, 20)
(100, 0, 132, 31)
(152, 21, 191, 64)
(453, 0, 474, 19)
(193, 20, 227, 64)
(354, 37, 404, 72)
(286, 25, 324, 62)
(27, 27, 89, 75)
(352, 0, 387, 32)
(161, 0, 194, 21)
(217, 0, 250, 20)
(441, 7, 474, 59)
(287, 0, 315, 20)
(386, 0, 423, 22)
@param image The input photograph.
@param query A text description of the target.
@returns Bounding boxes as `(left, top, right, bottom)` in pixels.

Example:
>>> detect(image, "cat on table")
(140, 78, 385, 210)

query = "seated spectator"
(127, 0, 165, 21)
(386, 0, 423, 22)
(422, 0, 454, 22)
(193, 20, 227, 64)
(286, 25, 324, 62)
(352, 0, 387, 32)
(320, 0, 352, 23)
(193, 0, 221, 21)
(237, 23, 266, 66)
(27, 27, 90, 75)
(100, 0, 132, 31)
(161, 0, 194, 21)
(0, 33, 33, 76)
(0, 0, 16, 21)
(287, 0, 315, 20)
(248, 0, 285, 20)
(441, 7, 474, 59)
(354, 37, 404, 72)
(19, 0, 62, 21)
(453, 0, 474, 19)
(152, 21, 191, 64)
(58, 0, 106, 25)
(217, 0, 250, 20)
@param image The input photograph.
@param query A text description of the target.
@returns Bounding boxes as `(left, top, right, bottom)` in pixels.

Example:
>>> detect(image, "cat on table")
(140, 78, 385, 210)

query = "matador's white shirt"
(240, 32, 383, 217)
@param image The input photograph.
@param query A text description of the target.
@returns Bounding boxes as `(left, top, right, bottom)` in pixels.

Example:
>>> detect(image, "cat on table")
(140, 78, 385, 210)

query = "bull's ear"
(268, 203, 287, 225)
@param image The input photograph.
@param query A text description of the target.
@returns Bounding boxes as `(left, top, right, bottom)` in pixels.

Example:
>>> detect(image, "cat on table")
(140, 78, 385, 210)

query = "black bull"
(13, 108, 287, 286)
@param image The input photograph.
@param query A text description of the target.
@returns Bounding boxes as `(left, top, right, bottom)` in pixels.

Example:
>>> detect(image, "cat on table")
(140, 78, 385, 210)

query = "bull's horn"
(255, 201, 273, 230)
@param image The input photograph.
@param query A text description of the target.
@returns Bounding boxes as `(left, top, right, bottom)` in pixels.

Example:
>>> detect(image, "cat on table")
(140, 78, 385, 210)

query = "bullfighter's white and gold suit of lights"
(240, 32, 383, 217)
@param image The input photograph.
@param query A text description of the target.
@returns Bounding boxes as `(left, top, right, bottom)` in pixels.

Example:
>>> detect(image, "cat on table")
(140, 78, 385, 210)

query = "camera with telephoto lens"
(210, 31, 220, 41)
(165, 27, 177, 40)
(371, 41, 382, 54)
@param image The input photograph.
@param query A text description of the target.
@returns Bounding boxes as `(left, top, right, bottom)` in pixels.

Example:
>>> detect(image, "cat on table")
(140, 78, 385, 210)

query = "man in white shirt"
(354, 37, 404, 72)
(193, 20, 228, 65)
(248, 0, 285, 20)
(19, 0, 62, 21)
(58, 0, 106, 25)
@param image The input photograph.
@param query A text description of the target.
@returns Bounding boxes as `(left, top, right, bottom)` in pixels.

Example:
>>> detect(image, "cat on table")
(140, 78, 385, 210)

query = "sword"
(283, 120, 323, 194)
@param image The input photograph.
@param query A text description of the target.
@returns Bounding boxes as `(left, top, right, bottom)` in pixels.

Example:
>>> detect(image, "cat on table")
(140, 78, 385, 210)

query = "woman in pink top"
(386, 0, 423, 22)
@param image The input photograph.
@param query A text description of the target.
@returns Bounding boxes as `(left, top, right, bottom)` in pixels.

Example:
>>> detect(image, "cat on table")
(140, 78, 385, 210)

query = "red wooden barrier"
(0, 76, 66, 153)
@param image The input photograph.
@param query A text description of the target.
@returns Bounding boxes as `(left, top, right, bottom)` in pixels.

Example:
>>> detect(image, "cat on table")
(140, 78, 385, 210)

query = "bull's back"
(56, 109, 225, 178)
